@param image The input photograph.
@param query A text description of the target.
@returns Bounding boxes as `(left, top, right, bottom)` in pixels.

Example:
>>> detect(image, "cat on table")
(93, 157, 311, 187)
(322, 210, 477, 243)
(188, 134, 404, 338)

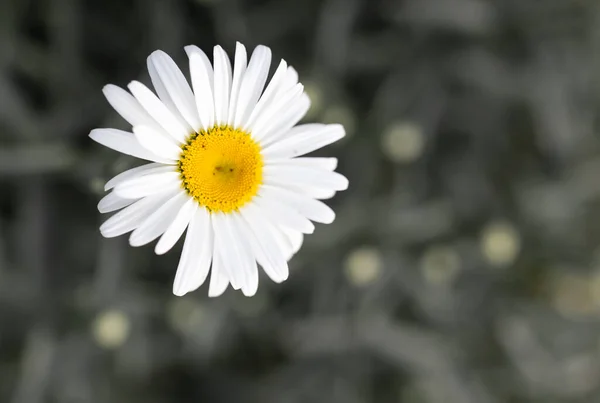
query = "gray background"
(1, 0, 600, 402)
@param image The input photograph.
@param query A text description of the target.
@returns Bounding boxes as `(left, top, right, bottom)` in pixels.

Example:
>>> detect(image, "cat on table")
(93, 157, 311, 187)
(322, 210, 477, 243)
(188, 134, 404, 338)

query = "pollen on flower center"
(178, 125, 263, 213)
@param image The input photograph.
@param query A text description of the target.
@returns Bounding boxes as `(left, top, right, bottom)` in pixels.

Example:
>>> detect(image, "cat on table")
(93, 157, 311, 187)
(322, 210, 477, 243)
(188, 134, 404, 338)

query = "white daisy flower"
(90, 42, 348, 297)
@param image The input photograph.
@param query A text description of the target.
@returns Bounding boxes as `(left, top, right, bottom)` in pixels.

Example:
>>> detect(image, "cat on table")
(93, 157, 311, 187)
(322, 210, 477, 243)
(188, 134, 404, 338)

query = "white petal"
(147, 50, 202, 131)
(147, 55, 192, 134)
(264, 177, 340, 200)
(155, 197, 196, 255)
(211, 214, 244, 290)
(227, 42, 248, 126)
(278, 66, 299, 96)
(89, 128, 172, 164)
(114, 170, 181, 199)
(233, 45, 272, 128)
(270, 227, 293, 261)
(185, 45, 214, 85)
(129, 191, 188, 247)
(208, 241, 229, 297)
(236, 212, 280, 284)
(186, 45, 215, 131)
(235, 211, 274, 281)
(253, 196, 314, 234)
(213, 45, 232, 126)
(185, 210, 215, 293)
(260, 185, 335, 224)
(262, 123, 344, 159)
(222, 213, 258, 295)
(173, 207, 213, 296)
(128, 81, 189, 144)
(98, 191, 137, 214)
(250, 83, 304, 142)
(295, 186, 336, 200)
(264, 164, 348, 191)
(282, 183, 337, 200)
(229, 213, 259, 296)
(99, 190, 176, 238)
(239, 204, 289, 283)
(102, 84, 160, 130)
(242, 265, 259, 296)
(283, 228, 304, 257)
(243, 59, 287, 131)
(266, 157, 338, 171)
(259, 224, 300, 262)
(259, 93, 311, 146)
(133, 125, 182, 161)
(104, 163, 163, 191)
(272, 123, 323, 139)
(263, 157, 339, 201)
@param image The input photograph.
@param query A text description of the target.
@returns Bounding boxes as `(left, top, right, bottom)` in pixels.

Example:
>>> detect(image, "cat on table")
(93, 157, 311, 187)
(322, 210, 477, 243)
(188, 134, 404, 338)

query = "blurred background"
(1, 0, 600, 402)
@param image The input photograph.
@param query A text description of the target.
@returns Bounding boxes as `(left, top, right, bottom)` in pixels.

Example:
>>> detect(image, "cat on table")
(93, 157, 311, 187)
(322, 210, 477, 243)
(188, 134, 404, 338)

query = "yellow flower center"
(178, 126, 263, 213)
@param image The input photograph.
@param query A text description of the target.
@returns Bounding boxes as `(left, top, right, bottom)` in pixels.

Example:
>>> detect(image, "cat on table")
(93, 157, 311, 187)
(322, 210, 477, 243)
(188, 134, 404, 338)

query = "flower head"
(90, 43, 348, 297)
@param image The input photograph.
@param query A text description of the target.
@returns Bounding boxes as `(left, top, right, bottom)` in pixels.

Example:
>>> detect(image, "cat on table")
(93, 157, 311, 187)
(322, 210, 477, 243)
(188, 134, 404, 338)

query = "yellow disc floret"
(178, 126, 263, 213)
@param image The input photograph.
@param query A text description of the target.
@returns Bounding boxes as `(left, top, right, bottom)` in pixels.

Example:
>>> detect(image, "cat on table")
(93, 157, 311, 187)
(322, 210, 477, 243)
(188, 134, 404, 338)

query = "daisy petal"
(104, 163, 163, 191)
(183, 210, 214, 293)
(233, 45, 272, 128)
(266, 157, 338, 171)
(253, 196, 315, 234)
(147, 55, 191, 134)
(235, 210, 275, 282)
(289, 186, 336, 200)
(213, 45, 233, 126)
(185, 45, 214, 84)
(222, 213, 257, 294)
(229, 213, 259, 296)
(283, 228, 304, 257)
(173, 207, 213, 296)
(264, 177, 338, 200)
(272, 122, 324, 139)
(102, 84, 160, 129)
(99, 190, 176, 238)
(129, 191, 188, 247)
(147, 50, 202, 131)
(260, 185, 336, 224)
(212, 214, 244, 290)
(155, 197, 196, 255)
(240, 205, 289, 282)
(263, 123, 344, 159)
(260, 93, 311, 146)
(264, 164, 348, 191)
(227, 42, 248, 126)
(133, 125, 182, 161)
(128, 81, 189, 144)
(241, 265, 259, 296)
(244, 59, 287, 132)
(89, 129, 172, 164)
(278, 66, 299, 96)
(97, 191, 137, 214)
(268, 224, 294, 261)
(263, 157, 339, 200)
(208, 244, 230, 297)
(114, 171, 180, 199)
(186, 45, 215, 131)
(251, 83, 304, 142)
